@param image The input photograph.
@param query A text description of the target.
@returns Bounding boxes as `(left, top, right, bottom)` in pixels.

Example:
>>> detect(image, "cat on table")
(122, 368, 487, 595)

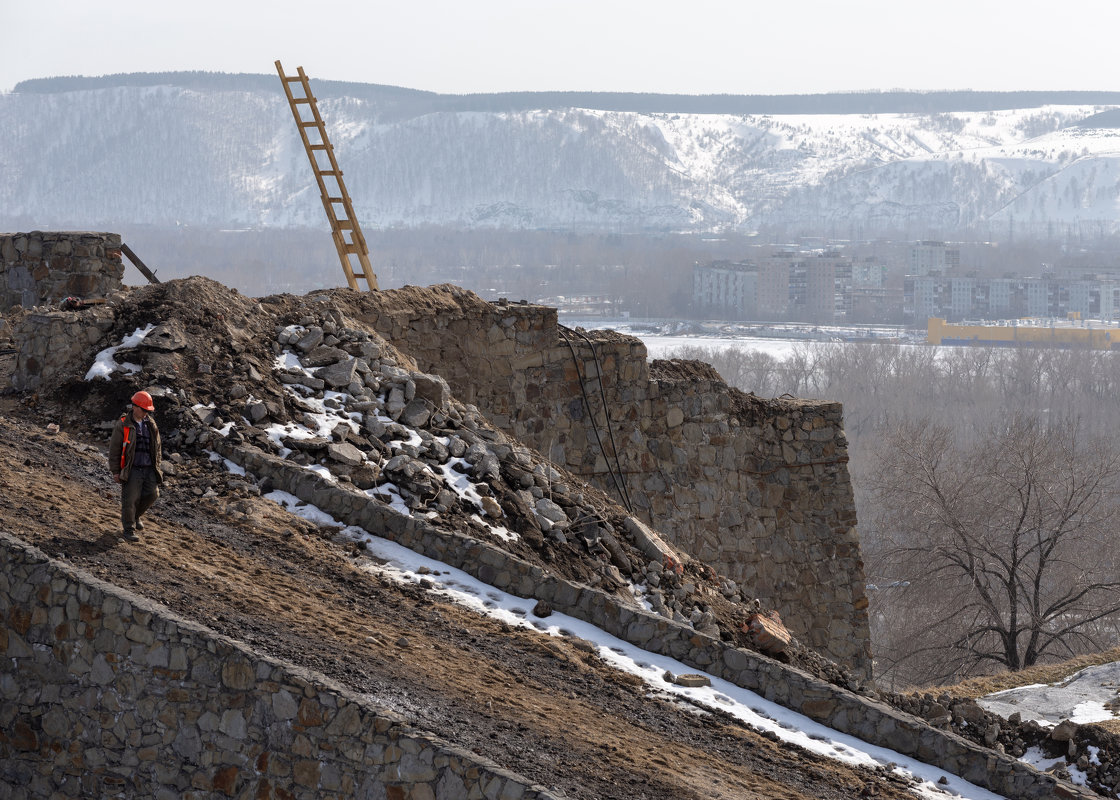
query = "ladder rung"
(277, 60, 379, 291)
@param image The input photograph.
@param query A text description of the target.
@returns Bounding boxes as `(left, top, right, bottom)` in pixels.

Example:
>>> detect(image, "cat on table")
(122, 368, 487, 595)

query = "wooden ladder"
(275, 60, 379, 291)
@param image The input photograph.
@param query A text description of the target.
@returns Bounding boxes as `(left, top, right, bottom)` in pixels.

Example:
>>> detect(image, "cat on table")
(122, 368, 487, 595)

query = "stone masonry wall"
(349, 288, 870, 674)
(203, 440, 1095, 800)
(0, 530, 560, 800)
(10, 306, 117, 393)
(0, 231, 124, 311)
(0, 441, 1093, 799)
(6, 281, 869, 674)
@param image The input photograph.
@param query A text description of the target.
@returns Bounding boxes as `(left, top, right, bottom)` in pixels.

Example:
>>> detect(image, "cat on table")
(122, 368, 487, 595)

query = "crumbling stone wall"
(0, 231, 124, 311)
(10, 307, 117, 392)
(0, 531, 560, 800)
(352, 288, 870, 675)
(6, 277, 870, 675)
(127, 449, 1102, 800)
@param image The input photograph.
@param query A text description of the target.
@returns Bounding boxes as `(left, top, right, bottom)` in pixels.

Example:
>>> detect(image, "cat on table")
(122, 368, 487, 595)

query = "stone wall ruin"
(0, 231, 124, 311)
(0, 531, 561, 800)
(338, 286, 871, 674)
(6, 251, 871, 675)
(1, 511, 1094, 800)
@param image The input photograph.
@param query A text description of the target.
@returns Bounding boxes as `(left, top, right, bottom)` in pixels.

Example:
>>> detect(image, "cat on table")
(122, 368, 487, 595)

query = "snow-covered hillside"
(2, 77, 1118, 237)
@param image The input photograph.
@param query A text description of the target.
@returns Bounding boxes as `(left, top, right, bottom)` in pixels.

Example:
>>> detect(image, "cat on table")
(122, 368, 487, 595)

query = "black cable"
(566, 325, 635, 513)
(556, 326, 633, 513)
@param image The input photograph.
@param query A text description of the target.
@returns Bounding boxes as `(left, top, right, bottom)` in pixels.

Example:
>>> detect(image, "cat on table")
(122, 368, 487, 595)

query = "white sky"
(2, 0, 1118, 96)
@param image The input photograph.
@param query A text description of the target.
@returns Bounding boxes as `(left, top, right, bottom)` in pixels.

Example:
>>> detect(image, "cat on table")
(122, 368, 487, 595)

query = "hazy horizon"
(4, 1, 1119, 96)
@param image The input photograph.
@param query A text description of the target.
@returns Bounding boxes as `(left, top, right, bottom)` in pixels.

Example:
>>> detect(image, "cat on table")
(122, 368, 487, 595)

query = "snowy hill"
(2, 75, 1119, 237)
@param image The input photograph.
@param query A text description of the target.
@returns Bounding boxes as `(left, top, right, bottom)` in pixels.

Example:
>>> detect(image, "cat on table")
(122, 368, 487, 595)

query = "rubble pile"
(9, 275, 1120, 797)
(21, 276, 860, 684)
(887, 691, 1120, 795)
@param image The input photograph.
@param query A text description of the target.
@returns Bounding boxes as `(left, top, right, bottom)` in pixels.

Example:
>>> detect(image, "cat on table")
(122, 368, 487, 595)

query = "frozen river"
(557, 318, 969, 362)
(637, 334, 808, 360)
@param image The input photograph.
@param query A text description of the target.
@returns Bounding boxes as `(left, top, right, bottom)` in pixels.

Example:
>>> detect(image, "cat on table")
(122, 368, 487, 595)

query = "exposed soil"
(7, 277, 1113, 797)
(20, 277, 862, 689)
(0, 347, 917, 800)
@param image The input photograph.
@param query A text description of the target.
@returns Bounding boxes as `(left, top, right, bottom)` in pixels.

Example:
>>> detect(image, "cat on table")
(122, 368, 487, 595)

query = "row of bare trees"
(668, 341, 1120, 687)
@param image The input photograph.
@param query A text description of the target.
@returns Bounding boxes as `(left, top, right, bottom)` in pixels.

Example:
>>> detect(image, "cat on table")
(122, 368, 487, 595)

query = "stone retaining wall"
(10, 306, 117, 392)
(6, 280, 868, 674)
(353, 289, 869, 674)
(205, 438, 1093, 800)
(0, 231, 124, 311)
(0, 530, 561, 800)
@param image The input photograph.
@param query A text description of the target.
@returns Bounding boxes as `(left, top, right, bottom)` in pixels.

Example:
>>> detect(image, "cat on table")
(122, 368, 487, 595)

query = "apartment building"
(691, 261, 757, 318)
(904, 274, 1120, 322)
(693, 251, 858, 323)
(909, 240, 960, 276)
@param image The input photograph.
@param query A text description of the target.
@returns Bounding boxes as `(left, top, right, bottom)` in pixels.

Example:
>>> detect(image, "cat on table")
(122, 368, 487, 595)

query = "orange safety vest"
(120, 416, 131, 472)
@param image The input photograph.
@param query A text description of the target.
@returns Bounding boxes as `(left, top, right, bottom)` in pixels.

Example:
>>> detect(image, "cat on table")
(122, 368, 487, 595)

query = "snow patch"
(85, 324, 155, 380)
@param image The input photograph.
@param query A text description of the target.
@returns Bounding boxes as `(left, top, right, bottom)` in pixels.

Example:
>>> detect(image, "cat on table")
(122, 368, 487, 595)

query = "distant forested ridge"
(13, 72, 1120, 116)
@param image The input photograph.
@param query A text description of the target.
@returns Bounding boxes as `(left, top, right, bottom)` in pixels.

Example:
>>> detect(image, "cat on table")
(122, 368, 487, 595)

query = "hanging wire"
(557, 325, 634, 513)
(565, 325, 635, 513)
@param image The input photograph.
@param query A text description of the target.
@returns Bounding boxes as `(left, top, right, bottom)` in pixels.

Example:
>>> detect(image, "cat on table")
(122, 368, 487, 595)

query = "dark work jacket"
(108, 411, 163, 483)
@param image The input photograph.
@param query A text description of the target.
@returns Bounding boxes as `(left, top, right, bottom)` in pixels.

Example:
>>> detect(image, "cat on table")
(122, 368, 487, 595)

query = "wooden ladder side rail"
(120, 243, 161, 284)
(275, 60, 379, 291)
(275, 60, 362, 290)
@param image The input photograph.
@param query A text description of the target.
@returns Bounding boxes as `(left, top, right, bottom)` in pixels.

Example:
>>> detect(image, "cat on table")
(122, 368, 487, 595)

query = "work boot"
(135, 518, 145, 531)
(122, 528, 138, 542)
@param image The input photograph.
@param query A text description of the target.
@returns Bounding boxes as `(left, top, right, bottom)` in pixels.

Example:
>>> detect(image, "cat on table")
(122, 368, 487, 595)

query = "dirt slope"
(0, 349, 914, 800)
(6, 277, 1118, 797)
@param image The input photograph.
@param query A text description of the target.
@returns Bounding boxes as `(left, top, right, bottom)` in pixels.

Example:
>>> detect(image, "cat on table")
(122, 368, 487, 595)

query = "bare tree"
(868, 416, 1120, 686)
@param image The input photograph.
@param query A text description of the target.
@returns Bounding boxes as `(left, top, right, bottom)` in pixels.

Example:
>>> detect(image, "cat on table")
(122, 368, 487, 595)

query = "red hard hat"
(131, 390, 155, 411)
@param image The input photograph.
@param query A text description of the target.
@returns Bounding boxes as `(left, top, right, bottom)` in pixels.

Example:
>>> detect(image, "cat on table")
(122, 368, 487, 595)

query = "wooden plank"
(120, 243, 161, 285)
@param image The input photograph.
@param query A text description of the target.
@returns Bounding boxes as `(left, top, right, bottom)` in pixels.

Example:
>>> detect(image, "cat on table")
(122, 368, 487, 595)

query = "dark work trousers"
(121, 466, 159, 533)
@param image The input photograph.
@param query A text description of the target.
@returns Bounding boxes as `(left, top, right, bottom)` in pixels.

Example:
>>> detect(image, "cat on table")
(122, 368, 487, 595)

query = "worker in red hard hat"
(108, 390, 164, 541)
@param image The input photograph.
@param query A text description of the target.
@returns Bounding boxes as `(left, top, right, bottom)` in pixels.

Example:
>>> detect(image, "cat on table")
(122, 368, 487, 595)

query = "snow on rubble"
(125, 311, 1003, 799)
(84, 323, 154, 380)
(258, 487, 1006, 800)
(75, 285, 1100, 800)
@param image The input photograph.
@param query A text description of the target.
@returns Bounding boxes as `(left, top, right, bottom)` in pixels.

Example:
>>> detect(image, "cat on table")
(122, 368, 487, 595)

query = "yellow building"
(927, 317, 1120, 350)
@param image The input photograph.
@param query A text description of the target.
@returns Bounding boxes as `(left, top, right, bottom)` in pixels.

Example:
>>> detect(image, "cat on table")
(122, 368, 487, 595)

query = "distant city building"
(904, 274, 1120, 322)
(929, 317, 1120, 350)
(692, 261, 757, 318)
(694, 251, 859, 323)
(758, 256, 791, 319)
(909, 241, 960, 276)
(852, 260, 888, 289)
(690, 240, 1120, 325)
